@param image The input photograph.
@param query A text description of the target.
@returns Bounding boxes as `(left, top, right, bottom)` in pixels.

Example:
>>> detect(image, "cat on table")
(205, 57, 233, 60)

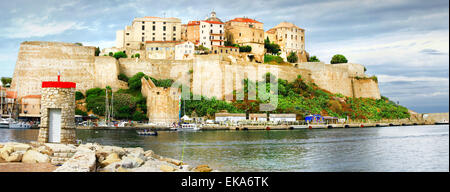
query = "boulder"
(98, 162, 121, 172)
(54, 150, 96, 172)
(194, 165, 213, 172)
(36, 146, 53, 156)
(0, 146, 14, 160)
(161, 158, 183, 166)
(99, 146, 126, 157)
(22, 150, 50, 163)
(100, 153, 121, 167)
(121, 156, 144, 169)
(11, 143, 31, 152)
(5, 151, 23, 162)
(160, 164, 176, 172)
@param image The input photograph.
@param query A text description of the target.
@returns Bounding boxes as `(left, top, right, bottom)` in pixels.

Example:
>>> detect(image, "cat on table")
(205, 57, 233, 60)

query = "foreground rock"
(1, 142, 217, 172)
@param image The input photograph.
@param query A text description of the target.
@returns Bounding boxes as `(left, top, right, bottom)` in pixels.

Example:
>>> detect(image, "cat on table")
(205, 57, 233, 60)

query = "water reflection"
(1, 125, 448, 172)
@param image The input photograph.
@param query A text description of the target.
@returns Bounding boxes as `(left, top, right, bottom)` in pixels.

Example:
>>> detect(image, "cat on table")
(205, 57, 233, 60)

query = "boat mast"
(105, 88, 109, 125)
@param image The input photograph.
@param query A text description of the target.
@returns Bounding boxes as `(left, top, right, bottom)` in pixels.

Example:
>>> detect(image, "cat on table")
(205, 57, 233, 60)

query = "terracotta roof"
(22, 95, 41, 99)
(201, 20, 224, 25)
(146, 41, 179, 43)
(187, 21, 200, 26)
(6, 91, 17, 99)
(215, 45, 238, 49)
(175, 41, 194, 45)
(211, 39, 224, 42)
(228, 18, 262, 24)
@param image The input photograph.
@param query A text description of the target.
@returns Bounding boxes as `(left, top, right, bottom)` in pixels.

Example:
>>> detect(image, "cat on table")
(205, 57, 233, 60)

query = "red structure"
(42, 74, 76, 89)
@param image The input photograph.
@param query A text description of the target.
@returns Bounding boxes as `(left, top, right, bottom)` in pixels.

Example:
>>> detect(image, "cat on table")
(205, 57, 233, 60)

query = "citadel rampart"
(11, 41, 381, 101)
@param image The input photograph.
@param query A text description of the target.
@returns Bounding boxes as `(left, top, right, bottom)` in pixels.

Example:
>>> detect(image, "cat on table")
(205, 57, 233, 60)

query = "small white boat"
(435, 120, 449, 125)
(180, 123, 201, 131)
(0, 118, 10, 128)
(137, 130, 158, 136)
(9, 121, 31, 129)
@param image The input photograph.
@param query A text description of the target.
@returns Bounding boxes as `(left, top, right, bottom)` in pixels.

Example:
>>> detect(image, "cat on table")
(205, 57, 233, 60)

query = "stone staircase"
(43, 143, 77, 165)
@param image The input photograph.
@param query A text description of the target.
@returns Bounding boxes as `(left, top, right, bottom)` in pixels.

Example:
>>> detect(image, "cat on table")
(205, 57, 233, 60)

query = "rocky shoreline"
(0, 142, 216, 172)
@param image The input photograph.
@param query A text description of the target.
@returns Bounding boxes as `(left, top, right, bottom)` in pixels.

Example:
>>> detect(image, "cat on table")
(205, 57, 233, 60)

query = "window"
(163, 22, 166, 24)
(163, 26, 166, 31)
(142, 25, 145, 30)
(152, 25, 155, 30)
(156, 47, 159, 51)
(153, 21, 155, 24)
(163, 33, 166, 36)
(126, 33, 130, 35)
(210, 24, 212, 27)
(173, 33, 176, 36)
(219, 30, 222, 34)
(239, 33, 241, 37)
(152, 37, 155, 41)
(163, 37, 166, 41)
(142, 37, 145, 42)
(210, 30, 213, 33)
(142, 33, 145, 35)
(153, 33, 155, 35)
(173, 26, 176, 31)
(173, 37, 176, 41)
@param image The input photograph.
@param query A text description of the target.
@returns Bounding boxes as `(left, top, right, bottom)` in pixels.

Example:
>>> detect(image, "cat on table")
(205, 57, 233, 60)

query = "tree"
(287, 52, 298, 63)
(74, 42, 83, 46)
(75, 91, 85, 100)
(224, 32, 234, 47)
(113, 51, 127, 60)
(308, 56, 320, 62)
(330, 54, 348, 64)
(1, 77, 12, 87)
(128, 72, 147, 91)
(264, 37, 281, 54)
(239, 45, 252, 52)
(95, 47, 100, 56)
(134, 53, 140, 58)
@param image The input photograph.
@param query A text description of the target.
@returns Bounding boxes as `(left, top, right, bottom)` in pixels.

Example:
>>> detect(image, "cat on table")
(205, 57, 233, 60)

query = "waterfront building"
(215, 113, 246, 123)
(269, 114, 296, 122)
(225, 17, 265, 62)
(19, 95, 41, 121)
(116, 16, 182, 50)
(249, 113, 267, 121)
(265, 22, 307, 62)
(175, 41, 195, 60)
(1, 87, 17, 118)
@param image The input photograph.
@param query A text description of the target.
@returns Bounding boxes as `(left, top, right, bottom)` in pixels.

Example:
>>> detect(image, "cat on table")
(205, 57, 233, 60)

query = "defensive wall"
(11, 41, 381, 101)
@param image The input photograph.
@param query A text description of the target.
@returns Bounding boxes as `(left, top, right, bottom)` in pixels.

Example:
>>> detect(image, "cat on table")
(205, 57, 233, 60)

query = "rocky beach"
(0, 142, 216, 172)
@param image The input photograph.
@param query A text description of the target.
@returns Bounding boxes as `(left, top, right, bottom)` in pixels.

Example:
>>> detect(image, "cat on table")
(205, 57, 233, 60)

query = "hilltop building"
(265, 22, 307, 62)
(188, 11, 225, 49)
(175, 41, 195, 60)
(225, 17, 265, 62)
(116, 16, 182, 50)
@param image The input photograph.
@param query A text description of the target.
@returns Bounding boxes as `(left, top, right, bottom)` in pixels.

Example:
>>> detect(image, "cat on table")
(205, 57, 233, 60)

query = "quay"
(74, 120, 443, 131)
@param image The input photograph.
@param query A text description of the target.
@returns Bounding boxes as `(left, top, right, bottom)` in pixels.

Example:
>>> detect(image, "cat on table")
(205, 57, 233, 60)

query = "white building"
(269, 114, 296, 122)
(175, 41, 195, 60)
(215, 113, 246, 123)
(199, 12, 225, 49)
(249, 113, 267, 121)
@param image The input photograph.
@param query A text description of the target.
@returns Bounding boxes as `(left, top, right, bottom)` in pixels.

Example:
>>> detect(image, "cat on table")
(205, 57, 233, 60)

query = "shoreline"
(74, 121, 445, 130)
(0, 142, 217, 172)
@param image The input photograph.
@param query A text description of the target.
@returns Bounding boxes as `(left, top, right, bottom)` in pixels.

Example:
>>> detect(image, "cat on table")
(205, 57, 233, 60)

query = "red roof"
(202, 20, 224, 25)
(216, 46, 238, 49)
(187, 21, 200, 26)
(6, 91, 17, 99)
(42, 82, 76, 89)
(146, 41, 179, 43)
(211, 39, 224, 42)
(228, 18, 262, 24)
(22, 95, 41, 99)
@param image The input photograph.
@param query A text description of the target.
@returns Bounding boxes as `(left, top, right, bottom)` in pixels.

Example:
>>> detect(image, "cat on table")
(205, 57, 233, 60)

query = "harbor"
(1, 124, 448, 172)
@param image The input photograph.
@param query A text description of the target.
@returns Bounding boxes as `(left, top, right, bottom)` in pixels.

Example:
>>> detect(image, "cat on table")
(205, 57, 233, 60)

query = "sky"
(0, 0, 448, 113)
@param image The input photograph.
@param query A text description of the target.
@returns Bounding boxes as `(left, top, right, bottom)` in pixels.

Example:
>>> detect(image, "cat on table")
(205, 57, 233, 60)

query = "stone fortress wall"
(11, 41, 381, 101)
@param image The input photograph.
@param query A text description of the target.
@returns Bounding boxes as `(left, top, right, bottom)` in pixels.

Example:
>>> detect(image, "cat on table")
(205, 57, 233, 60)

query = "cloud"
(1, 16, 87, 39)
(377, 75, 449, 83)
(420, 49, 447, 55)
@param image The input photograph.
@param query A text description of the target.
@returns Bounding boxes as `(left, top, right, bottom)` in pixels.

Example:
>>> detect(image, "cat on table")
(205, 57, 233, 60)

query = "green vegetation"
(134, 53, 140, 58)
(75, 91, 85, 101)
(108, 52, 113, 56)
(238, 45, 252, 53)
(287, 52, 298, 63)
(264, 37, 281, 54)
(1, 77, 12, 87)
(74, 42, 83, 46)
(228, 73, 409, 121)
(195, 45, 209, 54)
(113, 51, 127, 59)
(181, 93, 243, 118)
(118, 73, 129, 82)
(75, 109, 88, 116)
(308, 56, 320, 62)
(355, 75, 378, 83)
(330, 54, 348, 64)
(264, 54, 284, 64)
(95, 47, 100, 56)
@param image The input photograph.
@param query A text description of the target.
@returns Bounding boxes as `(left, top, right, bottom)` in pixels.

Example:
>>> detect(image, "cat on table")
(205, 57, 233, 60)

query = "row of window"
(202, 24, 223, 28)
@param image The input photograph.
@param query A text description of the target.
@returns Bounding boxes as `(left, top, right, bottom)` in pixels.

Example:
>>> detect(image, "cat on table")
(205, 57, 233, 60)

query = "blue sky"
(0, 0, 448, 113)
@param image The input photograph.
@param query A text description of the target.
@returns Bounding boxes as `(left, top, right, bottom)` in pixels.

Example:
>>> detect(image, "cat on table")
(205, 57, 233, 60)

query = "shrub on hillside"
(264, 54, 284, 64)
(118, 73, 129, 82)
(75, 91, 85, 100)
(113, 51, 127, 60)
(308, 56, 320, 62)
(128, 72, 147, 91)
(287, 52, 298, 63)
(330, 54, 348, 64)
